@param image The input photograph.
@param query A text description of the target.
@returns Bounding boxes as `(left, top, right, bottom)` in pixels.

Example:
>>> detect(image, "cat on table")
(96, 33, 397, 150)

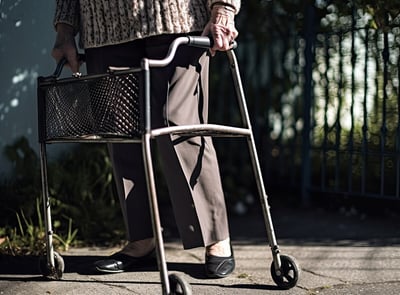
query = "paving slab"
(1, 202, 400, 294)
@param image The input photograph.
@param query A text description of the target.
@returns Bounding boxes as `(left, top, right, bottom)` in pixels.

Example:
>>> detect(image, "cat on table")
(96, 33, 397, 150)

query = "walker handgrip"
(187, 36, 213, 49)
(188, 36, 238, 50)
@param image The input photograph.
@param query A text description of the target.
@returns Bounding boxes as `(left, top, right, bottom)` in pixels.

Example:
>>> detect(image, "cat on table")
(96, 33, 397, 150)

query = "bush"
(0, 137, 125, 255)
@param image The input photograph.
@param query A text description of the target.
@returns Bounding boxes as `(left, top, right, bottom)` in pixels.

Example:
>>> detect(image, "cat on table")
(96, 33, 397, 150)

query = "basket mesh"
(39, 72, 141, 141)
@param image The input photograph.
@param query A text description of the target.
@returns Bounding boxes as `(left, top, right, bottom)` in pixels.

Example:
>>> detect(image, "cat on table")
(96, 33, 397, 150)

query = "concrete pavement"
(1, 200, 400, 294)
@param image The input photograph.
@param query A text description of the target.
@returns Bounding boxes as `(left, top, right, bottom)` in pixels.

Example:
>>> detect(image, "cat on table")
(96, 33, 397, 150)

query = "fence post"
(301, 3, 316, 206)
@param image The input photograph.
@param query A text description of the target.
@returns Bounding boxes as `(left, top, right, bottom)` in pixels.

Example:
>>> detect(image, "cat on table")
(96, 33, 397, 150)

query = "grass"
(0, 137, 124, 256)
(0, 197, 78, 256)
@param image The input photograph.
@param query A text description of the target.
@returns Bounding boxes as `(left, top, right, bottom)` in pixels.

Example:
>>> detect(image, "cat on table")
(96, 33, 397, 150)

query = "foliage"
(0, 197, 78, 255)
(0, 138, 125, 255)
(45, 143, 124, 244)
(238, 0, 400, 34)
(0, 198, 46, 256)
(1, 137, 41, 226)
(356, 0, 400, 29)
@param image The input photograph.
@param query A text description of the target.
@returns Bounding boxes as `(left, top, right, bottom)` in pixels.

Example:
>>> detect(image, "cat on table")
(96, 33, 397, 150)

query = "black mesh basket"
(37, 70, 143, 142)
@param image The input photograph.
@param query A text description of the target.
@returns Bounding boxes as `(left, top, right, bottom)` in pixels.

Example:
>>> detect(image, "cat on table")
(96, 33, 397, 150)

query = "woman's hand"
(51, 23, 80, 73)
(202, 4, 239, 56)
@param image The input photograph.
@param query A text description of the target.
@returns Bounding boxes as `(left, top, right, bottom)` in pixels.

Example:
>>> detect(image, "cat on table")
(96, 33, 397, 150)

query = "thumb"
(201, 23, 216, 56)
(201, 23, 210, 37)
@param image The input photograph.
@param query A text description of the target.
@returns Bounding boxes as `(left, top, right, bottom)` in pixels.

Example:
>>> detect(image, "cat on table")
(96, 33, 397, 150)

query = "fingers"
(66, 52, 80, 73)
(51, 48, 80, 73)
(206, 4, 239, 55)
(202, 23, 237, 56)
(201, 23, 217, 56)
(210, 23, 238, 52)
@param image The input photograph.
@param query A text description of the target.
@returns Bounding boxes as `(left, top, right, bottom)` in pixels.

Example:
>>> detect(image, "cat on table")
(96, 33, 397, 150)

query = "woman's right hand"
(202, 4, 238, 56)
(51, 23, 80, 73)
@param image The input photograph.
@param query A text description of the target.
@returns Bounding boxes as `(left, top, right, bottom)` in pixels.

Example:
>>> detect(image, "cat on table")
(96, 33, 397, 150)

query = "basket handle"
(52, 54, 86, 78)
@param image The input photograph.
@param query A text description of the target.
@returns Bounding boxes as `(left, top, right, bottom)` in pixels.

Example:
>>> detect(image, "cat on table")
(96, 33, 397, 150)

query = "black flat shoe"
(94, 249, 157, 273)
(205, 251, 235, 279)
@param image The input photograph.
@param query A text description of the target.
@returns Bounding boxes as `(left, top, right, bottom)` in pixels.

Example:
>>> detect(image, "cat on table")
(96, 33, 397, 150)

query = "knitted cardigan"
(54, 0, 241, 49)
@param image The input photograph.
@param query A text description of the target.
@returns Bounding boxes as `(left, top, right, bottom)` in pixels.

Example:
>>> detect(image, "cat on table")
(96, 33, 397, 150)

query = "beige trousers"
(85, 34, 230, 249)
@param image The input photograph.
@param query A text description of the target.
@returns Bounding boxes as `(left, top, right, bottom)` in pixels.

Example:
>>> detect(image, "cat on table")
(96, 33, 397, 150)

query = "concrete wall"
(0, 0, 56, 177)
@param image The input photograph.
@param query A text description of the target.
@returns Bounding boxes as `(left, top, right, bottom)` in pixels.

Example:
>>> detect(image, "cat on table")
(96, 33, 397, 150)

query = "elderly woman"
(51, 0, 240, 278)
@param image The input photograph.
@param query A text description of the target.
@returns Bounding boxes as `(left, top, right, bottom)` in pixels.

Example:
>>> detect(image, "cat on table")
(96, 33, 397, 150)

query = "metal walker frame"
(37, 36, 299, 294)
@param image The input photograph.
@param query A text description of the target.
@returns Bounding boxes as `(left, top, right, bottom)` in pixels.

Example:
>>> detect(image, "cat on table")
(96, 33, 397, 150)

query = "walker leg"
(39, 143, 64, 279)
(227, 49, 299, 289)
(226, 50, 281, 263)
(40, 143, 55, 266)
(246, 135, 282, 266)
(142, 134, 171, 295)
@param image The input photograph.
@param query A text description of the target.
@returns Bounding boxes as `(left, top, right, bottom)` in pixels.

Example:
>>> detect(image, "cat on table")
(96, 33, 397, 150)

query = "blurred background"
(1, 0, 400, 253)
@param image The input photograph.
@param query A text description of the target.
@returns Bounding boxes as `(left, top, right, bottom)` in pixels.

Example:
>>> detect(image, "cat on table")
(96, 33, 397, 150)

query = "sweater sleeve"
(53, 0, 80, 34)
(207, 0, 241, 14)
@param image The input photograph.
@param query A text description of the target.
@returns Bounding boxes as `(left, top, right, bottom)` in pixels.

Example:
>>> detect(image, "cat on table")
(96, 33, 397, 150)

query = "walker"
(37, 36, 300, 294)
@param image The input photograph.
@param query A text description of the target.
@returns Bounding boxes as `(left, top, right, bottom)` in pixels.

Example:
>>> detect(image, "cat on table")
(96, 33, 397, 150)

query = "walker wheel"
(39, 251, 65, 280)
(168, 273, 192, 295)
(270, 254, 299, 289)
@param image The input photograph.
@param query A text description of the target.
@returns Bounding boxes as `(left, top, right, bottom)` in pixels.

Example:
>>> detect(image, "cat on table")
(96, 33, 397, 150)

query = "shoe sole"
(205, 269, 234, 279)
(95, 266, 125, 274)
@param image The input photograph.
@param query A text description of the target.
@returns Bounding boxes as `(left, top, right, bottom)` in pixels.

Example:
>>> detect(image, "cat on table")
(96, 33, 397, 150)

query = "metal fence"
(211, 3, 400, 205)
(308, 10, 400, 203)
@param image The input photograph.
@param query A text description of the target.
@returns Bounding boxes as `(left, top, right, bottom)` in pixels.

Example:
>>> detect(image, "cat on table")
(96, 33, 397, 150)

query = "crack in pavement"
(301, 267, 349, 283)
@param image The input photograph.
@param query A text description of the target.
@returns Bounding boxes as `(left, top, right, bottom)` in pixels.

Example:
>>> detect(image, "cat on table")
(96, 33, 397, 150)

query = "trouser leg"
(153, 50, 229, 249)
(86, 41, 154, 242)
(85, 35, 230, 249)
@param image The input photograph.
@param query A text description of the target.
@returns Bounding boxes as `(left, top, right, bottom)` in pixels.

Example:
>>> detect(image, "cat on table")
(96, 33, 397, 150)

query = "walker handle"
(187, 35, 237, 50)
(187, 36, 213, 48)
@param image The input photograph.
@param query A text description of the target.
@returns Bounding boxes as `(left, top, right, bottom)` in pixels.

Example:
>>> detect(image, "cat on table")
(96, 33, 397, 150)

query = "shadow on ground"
(1, 194, 400, 278)
(227, 193, 400, 247)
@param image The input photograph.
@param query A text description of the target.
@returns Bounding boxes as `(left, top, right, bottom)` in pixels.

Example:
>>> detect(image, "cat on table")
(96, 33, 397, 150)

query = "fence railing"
(307, 6, 400, 202)
(211, 3, 400, 205)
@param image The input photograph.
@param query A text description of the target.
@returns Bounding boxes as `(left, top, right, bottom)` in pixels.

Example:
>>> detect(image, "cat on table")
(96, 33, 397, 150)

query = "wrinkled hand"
(51, 23, 80, 73)
(202, 4, 238, 56)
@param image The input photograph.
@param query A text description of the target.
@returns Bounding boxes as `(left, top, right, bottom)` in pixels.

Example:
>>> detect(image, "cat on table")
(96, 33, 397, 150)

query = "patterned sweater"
(54, 0, 241, 49)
